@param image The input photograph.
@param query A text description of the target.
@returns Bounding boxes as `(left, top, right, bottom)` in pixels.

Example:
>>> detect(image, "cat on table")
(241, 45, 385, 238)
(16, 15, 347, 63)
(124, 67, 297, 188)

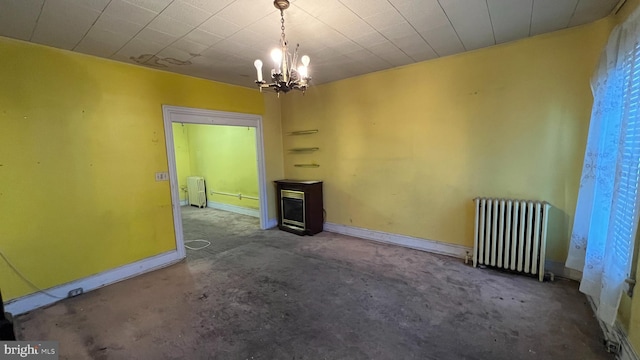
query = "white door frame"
(162, 105, 269, 258)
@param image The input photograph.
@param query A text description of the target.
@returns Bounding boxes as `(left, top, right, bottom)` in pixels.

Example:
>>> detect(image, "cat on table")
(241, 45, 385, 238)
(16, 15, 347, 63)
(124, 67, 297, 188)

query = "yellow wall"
(186, 124, 259, 209)
(172, 123, 192, 202)
(281, 18, 613, 263)
(0, 36, 284, 301)
(262, 94, 285, 220)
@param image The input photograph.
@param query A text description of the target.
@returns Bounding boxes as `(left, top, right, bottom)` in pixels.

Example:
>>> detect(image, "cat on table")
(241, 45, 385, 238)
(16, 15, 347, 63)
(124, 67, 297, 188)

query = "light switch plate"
(155, 172, 169, 181)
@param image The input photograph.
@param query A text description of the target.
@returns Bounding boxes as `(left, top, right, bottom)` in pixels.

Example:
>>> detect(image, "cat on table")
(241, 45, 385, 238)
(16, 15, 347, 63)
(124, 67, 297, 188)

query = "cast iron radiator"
(473, 198, 551, 282)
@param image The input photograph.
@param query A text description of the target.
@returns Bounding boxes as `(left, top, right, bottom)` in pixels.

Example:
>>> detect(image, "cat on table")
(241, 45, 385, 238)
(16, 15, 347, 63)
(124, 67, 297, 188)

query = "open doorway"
(162, 106, 269, 261)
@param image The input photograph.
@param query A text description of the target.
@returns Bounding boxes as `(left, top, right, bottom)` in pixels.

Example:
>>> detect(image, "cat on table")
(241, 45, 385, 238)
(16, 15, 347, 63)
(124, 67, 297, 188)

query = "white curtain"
(566, 8, 640, 326)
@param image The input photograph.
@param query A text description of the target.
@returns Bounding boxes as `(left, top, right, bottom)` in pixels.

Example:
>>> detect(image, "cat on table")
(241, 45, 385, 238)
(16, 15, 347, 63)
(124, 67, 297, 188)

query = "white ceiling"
(0, 0, 622, 87)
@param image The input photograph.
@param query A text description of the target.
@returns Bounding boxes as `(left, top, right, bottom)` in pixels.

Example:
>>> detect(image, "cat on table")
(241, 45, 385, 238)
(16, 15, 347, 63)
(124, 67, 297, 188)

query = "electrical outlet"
(155, 171, 169, 181)
(68, 288, 83, 298)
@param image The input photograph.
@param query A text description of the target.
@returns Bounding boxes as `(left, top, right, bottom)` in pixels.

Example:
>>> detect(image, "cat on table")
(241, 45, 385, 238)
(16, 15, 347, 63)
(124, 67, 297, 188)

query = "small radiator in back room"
(473, 198, 551, 282)
(187, 176, 206, 208)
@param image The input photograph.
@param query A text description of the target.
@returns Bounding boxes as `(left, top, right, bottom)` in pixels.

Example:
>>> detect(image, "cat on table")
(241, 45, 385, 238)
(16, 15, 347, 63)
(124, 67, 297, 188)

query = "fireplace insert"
(281, 189, 305, 230)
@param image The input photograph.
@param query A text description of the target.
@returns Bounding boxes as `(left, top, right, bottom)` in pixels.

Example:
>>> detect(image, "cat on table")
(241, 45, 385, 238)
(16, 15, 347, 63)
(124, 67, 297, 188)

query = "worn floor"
(17, 207, 611, 360)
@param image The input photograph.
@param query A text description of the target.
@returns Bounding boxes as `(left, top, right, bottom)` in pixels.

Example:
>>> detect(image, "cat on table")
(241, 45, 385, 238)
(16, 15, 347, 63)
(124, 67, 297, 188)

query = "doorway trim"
(162, 105, 269, 259)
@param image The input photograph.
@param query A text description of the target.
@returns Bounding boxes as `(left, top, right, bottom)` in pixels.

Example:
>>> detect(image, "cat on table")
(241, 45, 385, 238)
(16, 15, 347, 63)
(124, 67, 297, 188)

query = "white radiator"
(187, 176, 206, 208)
(473, 198, 551, 282)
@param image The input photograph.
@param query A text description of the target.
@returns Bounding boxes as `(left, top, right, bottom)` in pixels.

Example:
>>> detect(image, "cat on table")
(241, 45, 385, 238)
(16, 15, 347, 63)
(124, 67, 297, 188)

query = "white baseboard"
(587, 296, 639, 360)
(617, 321, 640, 360)
(324, 224, 584, 283)
(5, 250, 183, 315)
(265, 218, 278, 229)
(179, 200, 188, 206)
(207, 200, 260, 218)
(324, 222, 472, 259)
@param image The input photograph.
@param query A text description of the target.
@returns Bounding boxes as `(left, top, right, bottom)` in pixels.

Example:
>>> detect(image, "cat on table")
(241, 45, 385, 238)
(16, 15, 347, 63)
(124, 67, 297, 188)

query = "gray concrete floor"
(17, 207, 612, 360)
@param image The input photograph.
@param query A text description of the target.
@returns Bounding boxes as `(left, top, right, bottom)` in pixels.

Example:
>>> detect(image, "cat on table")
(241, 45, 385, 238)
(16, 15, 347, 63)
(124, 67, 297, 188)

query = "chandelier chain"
(280, 10, 286, 43)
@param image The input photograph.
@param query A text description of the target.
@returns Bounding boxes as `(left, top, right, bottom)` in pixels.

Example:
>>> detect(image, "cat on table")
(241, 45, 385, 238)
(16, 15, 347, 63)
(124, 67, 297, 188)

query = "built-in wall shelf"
(294, 164, 320, 168)
(289, 147, 319, 152)
(288, 129, 318, 135)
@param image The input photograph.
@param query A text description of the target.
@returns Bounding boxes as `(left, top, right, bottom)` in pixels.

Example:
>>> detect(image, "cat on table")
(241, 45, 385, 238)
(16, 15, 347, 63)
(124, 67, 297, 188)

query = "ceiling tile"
(389, 0, 440, 32)
(204, 38, 253, 58)
(92, 13, 146, 38)
(329, 40, 363, 58)
(343, 47, 374, 61)
(172, 38, 209, 56)
(180, 0, 235, 14)
(135, 27, 178, 48)
(103, 0, 159, 26)
(285, 18, 329, 47)
(487, 0, 532, 44)
(330, 17, 375, 39)
(305, 26, 350, 47)
(392, 33, 437, 61)
(225, 29, 265, 48)
(316, 4, 360, 33)
(114, 38, 168, 59)
(278, 7, 316, 29)
(368, 41, 413, 67)
(199, 15, 242, 38)
(439, 0, 495, 50)
(160, 0, 212, 27)
(122, 0, 173, 13)
(569, 0, 618, 27)
(125, 53, 177, 68)
(66, 0, 111, 11)
(364, 9, 406, 30)
(343, 50, 389, 73)
(75, 27, 131, 57)
(351, 31, 388, 48)
(0, 0, 43, 41)
(215, 0, 274, 28)
(245, 20, 275, 37)
(310, 46, 342, 64)
(31, 0, 102, 49)
(530, 0, 578, 36)
(295, 0, 343, 19)
(389, 0, 464, 57)
(420, 24, 464, 57)
(183, 28, 223, 47)
(157, 46, 195, 62)
(338, 0, 393, 20)
(109, 51, 134, 63)
(378, 21, 417, 42)
(147, 14, 194, 38)
(198, 50, 245, 65)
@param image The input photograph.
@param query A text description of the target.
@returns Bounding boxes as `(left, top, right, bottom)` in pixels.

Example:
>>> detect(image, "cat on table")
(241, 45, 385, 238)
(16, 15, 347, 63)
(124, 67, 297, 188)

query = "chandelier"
(253, 0, 311, 95)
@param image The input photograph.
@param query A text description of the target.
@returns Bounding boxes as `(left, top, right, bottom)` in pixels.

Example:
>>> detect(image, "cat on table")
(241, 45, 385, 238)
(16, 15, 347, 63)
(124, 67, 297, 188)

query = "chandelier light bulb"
(301, 55, 310, 67)
(254, 59, 263, 82)
(298, 66, 307, 79)
(271, 48, 283, 70)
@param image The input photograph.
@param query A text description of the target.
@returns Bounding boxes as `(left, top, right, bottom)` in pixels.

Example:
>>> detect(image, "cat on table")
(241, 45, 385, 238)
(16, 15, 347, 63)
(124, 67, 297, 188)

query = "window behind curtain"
(610, 43, 640, 279)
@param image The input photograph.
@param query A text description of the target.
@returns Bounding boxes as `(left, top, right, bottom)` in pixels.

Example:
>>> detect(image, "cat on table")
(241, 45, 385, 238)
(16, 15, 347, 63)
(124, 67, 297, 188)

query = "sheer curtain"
(566, 8, 640, 326)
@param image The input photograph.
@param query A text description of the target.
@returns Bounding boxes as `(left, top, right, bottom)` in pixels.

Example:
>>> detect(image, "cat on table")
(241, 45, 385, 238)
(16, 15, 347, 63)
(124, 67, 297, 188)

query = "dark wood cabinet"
(275, 180, 323, 236)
